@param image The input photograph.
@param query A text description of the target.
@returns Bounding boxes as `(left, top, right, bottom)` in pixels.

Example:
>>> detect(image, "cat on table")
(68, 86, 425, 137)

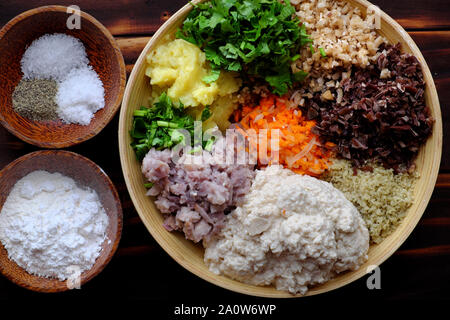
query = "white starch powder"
(0, 170, 109, 281)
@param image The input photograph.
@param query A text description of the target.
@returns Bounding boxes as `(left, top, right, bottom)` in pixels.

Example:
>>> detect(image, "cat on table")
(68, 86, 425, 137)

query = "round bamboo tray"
(119, 0, 442, 297)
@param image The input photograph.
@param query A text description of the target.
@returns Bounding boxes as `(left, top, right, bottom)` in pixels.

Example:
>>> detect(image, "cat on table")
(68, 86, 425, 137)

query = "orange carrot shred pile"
(235, 94, 335, 176)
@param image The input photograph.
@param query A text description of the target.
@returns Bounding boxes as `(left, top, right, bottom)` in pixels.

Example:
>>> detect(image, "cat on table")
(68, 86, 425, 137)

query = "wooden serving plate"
(0, 5, 126, 148)
(0, 150, 123, 292)
(118, 0, 442, 297)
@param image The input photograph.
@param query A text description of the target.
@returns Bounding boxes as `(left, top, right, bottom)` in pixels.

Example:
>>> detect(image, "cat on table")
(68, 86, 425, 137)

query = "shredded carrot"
(234, 94, 335, 177)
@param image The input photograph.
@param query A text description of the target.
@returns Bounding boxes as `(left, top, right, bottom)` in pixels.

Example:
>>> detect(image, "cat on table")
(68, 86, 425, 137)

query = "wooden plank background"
(0, 0, 448, 307)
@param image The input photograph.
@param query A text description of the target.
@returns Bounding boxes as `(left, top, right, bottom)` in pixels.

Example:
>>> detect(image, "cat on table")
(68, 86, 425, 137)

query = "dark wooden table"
(0, 0, 449, 311)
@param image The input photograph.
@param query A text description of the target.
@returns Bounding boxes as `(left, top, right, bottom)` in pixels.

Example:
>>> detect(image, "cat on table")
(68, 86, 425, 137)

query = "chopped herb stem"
(157, 121, 179, 128)
(130, 93, 196, 161)
(204, 138, 214, 151)
(189, 146, 203, 154)
(291, 54, 301, 62)
(133, 109, 147, 117)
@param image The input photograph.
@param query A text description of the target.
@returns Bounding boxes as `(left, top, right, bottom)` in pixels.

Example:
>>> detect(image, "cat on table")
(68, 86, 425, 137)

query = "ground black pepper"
(12, 79, 59, 121)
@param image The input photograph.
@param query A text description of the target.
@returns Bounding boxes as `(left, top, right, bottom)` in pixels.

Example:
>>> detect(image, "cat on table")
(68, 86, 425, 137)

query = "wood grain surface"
(0, 0, 448, 307)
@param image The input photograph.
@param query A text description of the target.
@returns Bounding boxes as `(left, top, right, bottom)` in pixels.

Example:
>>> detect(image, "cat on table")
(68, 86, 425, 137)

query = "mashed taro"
(204, 165, 369, 295)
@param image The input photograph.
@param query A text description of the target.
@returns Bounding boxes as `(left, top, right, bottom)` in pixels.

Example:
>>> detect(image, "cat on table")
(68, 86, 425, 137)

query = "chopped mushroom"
(301, 43, 433, 173)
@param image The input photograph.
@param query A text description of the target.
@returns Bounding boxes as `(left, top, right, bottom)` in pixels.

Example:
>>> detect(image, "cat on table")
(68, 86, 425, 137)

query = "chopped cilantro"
(130, 94, 218, 161)
(319, 47, 327, 58)
(130, 93, 195, 161)
(291, 54, 301, 62)
(144, 182, 154, 189)
(202, 69, 221, 84)
(292, 70, 308, 83)
(176, 0, 312, 95)
(204, 137, 215, 151)
(201, 106, 212, 121)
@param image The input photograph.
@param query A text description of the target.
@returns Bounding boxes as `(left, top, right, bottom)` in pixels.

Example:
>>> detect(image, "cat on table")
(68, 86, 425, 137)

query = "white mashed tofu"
(204, 165, 369, 295)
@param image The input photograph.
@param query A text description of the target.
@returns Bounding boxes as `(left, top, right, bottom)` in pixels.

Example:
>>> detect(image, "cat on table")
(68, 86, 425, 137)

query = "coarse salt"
(21, 33, 89, 81)
(56, 66, 105, 125)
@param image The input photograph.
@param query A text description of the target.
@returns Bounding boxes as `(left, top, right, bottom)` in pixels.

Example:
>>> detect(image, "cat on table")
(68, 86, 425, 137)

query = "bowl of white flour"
(0, 150, 122, 292)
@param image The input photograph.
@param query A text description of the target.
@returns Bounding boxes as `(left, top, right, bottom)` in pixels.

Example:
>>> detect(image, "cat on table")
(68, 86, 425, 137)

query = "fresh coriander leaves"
(201, 106, 212, 121)
(177, 0, 312, 95)
(130, 93, 195, 160)
(202, 69, 221, 84)
(130, 94, 216, 160)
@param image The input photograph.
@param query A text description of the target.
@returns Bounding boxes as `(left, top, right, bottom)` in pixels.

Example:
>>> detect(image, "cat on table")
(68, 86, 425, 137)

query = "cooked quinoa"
(324, 159, 417, 244)
(291, 0, 386, 73)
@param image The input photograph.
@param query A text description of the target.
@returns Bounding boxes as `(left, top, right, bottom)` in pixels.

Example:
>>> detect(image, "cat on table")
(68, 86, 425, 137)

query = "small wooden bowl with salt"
(0, 150, 123, 292)
(0, 6, 126, 148)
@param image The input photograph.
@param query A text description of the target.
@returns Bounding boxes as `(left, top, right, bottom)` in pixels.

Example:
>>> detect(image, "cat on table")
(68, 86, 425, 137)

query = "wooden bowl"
(118, 0, 442, 297)
(0, 6, 126, 148)
(0, 150, 123, 292)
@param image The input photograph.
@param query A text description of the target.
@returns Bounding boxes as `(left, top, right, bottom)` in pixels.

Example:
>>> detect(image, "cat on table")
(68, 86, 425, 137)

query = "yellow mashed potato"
(146, 39, 241, 108)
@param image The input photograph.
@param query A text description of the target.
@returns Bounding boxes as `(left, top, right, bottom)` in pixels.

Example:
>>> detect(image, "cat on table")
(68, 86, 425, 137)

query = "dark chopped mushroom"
(307, 107, 319, 119)
(301, 43, 433, 173)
